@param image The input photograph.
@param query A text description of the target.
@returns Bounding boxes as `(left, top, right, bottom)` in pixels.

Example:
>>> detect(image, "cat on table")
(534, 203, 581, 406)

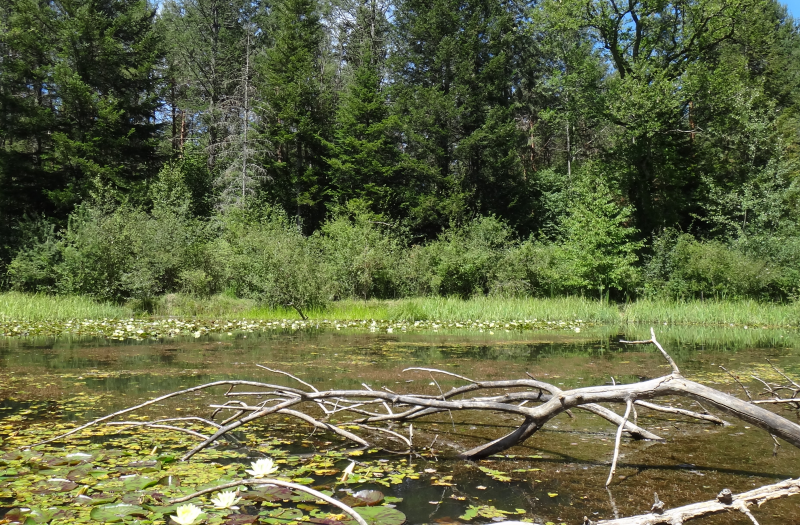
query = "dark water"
(1, 326, 800, 524)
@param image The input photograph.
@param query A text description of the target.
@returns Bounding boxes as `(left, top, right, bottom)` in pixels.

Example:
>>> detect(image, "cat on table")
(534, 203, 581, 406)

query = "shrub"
(55, 204, 203, 303)
(404, 216, 515, 299)
(214, 207, 330, 313)
(6, 219, 62, 294)
(317, 201, 402, 300)
(643, 232, 781, 300)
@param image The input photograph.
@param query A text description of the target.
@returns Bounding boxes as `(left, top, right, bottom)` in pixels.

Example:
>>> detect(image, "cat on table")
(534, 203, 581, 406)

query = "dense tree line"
(2, 0, 799, 305)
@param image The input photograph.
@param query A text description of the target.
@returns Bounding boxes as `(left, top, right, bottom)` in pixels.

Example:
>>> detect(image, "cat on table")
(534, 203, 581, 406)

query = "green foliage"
(643, 232, 786, 300)
(7, 173, 206, 305)
(327, 42, 403, 217)
(317, 201, 402, 300)
(389, 0, 529, 234)
(214, 206, 331, 312)
(555, 174, 642, 298)
(402, 216, 515, 298)
(258, 0, 332, 231)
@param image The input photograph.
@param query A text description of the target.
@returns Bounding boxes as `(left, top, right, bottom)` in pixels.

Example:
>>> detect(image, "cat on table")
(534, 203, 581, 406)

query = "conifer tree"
(258, 0, 332, 231)
(326, 1, 402, 217)
(0, 0, 163, 217)
(390, 0, 528, 236)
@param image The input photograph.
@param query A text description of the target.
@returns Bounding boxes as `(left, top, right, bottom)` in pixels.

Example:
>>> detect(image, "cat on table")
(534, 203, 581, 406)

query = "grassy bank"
(1, 292, 799, 328)
(0, 292, 133, 321)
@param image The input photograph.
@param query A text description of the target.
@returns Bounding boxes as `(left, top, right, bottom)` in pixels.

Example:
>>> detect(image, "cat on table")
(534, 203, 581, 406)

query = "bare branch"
(591, 477, 800, 524)
(170, 478, 368, 525)
(606, 398, 633, 486)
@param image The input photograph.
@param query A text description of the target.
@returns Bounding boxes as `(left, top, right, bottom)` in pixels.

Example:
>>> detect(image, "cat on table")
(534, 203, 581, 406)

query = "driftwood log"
(30, 328, 800, 522)
(583, 477, 800, 524)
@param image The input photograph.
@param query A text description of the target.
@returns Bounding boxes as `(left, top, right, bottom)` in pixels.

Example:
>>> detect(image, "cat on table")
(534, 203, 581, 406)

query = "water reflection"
(1, 327, 800, 523)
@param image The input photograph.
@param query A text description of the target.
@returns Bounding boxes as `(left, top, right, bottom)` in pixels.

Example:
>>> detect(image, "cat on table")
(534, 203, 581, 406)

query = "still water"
(1, 326, 799, 524)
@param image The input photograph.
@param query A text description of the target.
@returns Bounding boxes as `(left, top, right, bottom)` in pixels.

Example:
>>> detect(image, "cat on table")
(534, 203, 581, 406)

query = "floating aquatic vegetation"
(0, 316, 590, 339)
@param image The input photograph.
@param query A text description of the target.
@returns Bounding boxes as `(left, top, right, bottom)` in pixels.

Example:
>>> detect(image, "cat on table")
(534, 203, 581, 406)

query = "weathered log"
(586, 477, 800, 524)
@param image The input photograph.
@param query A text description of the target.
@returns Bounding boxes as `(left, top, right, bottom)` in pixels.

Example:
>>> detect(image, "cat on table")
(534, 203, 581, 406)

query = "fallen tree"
(30, 328, 800, 522)
(584, 477, 800, 524)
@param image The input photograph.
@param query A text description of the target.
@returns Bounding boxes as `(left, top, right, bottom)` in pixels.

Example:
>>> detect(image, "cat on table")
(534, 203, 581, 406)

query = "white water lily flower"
(210, 489, 241, 509)
(246, 458, 278, 478)
(170, 503, 202, 525)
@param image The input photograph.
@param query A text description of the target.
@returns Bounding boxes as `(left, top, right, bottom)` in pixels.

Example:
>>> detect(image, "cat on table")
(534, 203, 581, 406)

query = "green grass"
(2, 292, 798, 328)
(0, 292, 133, 321)
(622, 298, 800, 327)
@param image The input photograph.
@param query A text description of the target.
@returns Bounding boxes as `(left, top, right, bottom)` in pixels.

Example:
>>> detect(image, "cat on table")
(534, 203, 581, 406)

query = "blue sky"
(783, 0, 800, 18)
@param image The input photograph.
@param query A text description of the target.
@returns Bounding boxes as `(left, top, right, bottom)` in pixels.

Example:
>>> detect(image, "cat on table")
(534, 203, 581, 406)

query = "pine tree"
(326, 1, 402, 217)
(258, 0, 332, 231)
(390, 0, 528, 236)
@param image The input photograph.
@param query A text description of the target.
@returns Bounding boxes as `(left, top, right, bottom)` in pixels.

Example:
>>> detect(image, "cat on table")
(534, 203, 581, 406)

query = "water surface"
(1, 327, 799, 524)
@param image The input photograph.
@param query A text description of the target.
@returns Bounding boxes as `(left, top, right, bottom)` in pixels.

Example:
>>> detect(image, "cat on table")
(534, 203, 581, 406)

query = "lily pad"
(261, 507, 304, 524)
(128, 460, 162, 472)
(242, 484, 293, 502)
(156, 474, 182, 487)
(32, 479, 79, 494)
(341, 490, 384, 507)
(89, 503, 148, 522)
(75, 492, 118, 506)
(225, 514, 259, 524)
(121, 475, 158, 491)
(343, 506, 406, 525)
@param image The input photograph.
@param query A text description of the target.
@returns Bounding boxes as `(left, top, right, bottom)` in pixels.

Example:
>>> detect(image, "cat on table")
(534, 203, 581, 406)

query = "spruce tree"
(0, 0, 163, 222)
(259, 0, 332, 231)
(326, 1, 402, 217)
(390, 0, 529, 236)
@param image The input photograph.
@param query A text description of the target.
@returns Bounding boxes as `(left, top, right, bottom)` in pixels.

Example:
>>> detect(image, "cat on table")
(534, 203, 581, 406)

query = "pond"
(1, 325, 799, 524)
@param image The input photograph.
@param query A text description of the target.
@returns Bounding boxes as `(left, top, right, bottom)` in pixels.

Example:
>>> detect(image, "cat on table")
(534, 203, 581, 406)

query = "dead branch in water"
(582, 477, 800, 524)
(171, 478, 369, 525)
(30, 329, 800, 493)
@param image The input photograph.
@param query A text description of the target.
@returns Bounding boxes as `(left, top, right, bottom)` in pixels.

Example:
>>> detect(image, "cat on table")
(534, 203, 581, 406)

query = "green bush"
(499, 173, 642, 300)
(214, 207, 330, 313)
(57, 204, 203, 303)
(498, 240, 564, 297)
(6, 219, 62, 294)
(644, 232, 782, 300)
(403, 216, 515, 299)
(317, 201, 402, 300)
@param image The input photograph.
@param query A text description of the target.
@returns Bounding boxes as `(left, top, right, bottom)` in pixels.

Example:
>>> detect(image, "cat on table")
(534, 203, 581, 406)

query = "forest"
(2, 0, 800, 309)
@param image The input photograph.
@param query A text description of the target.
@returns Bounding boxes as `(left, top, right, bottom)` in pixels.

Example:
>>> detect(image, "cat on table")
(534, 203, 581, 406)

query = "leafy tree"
(537, 0, 796, 236)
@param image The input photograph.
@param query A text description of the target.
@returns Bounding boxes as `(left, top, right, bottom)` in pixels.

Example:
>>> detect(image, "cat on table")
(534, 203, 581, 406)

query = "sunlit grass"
(2, 292, 799, 329)
(381, 296, 620, 323)
(622, 298, 800, 327)
(0, 292, 132, 321)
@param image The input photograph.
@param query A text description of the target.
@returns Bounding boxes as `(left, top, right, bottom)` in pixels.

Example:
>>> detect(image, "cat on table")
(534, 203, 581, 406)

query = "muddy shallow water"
(1, 326, 799, 524)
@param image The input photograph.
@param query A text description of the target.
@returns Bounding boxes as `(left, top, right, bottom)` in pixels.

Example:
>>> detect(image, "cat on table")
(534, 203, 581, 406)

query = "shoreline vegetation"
(2, 292, 798, 330)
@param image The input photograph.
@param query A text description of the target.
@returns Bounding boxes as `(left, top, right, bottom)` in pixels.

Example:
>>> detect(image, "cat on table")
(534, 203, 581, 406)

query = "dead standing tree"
(31, 328, 800, 521)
